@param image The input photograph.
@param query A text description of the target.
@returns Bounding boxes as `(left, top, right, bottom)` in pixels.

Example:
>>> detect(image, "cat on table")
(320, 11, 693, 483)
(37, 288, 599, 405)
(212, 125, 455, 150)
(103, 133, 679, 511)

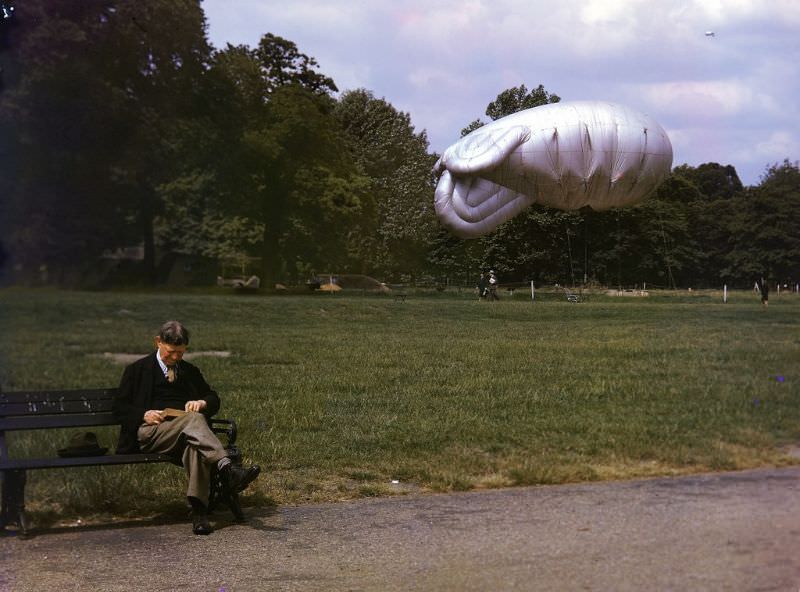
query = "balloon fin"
(440, 125, 530, 175)
(434, 170, 535, 238)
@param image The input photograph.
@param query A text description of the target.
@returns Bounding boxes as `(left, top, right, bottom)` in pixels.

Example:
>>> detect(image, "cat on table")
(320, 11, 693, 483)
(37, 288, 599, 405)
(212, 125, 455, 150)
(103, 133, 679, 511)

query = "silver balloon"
(433, 101, 673, 238)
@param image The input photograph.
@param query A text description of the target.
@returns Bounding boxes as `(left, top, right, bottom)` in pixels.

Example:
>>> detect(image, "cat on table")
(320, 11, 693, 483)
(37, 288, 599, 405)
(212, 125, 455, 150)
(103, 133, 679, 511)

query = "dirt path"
(3, 466, 799, 591)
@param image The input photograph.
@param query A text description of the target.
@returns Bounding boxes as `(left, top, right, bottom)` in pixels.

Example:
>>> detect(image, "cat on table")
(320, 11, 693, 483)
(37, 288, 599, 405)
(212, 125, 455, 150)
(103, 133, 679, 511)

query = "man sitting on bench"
(113, 320, 260, 535)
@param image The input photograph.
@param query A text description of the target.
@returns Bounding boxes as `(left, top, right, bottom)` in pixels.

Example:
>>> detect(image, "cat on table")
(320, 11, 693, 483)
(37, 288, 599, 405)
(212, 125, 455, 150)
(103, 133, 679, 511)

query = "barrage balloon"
(433, 101, 673, 238)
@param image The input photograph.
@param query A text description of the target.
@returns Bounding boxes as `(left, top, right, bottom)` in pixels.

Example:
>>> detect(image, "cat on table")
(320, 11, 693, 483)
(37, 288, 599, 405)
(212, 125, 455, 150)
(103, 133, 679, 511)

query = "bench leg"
(208, 445, 246, 522)
(1, 469, 29, 535)
(208, 474, 245, 522)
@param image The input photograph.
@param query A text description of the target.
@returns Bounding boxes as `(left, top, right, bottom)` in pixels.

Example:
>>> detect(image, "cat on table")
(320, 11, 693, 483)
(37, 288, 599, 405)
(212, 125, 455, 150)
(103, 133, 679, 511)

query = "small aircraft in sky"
(705, 31, 716, 37)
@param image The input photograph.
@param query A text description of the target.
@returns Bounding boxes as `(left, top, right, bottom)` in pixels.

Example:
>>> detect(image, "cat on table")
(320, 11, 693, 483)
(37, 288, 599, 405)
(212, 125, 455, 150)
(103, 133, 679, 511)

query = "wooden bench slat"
(0, 413, 118, 431)
(0, 453, 173, 470)
(1, 399, 115, 416)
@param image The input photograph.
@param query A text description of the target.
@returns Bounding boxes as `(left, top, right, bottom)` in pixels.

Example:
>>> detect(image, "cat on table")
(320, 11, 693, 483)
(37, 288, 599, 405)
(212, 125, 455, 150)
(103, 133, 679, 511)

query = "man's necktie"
(167, 366, 176, 383)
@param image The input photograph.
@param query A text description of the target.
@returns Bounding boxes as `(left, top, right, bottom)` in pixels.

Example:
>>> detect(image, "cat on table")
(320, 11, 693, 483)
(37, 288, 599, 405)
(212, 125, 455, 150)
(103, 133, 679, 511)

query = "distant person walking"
(487, 270, 500, 301)
(758, 277, 769, 307)
(476, 272, 488, 299)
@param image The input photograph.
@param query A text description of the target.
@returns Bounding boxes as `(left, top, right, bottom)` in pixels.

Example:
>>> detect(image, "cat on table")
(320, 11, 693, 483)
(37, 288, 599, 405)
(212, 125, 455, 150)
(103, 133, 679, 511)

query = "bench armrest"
(209, 418, 237, 447)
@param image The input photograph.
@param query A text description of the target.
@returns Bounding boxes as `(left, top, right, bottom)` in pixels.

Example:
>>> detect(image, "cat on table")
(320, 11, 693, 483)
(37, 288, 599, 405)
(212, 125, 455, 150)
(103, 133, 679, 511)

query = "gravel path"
(3, 466, 799, 591)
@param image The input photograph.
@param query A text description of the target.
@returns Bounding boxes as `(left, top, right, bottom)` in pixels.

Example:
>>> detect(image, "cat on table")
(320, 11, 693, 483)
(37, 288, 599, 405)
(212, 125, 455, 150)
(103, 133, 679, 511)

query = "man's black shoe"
(221, 464, 261, 493)
(192, 509, 212, 535)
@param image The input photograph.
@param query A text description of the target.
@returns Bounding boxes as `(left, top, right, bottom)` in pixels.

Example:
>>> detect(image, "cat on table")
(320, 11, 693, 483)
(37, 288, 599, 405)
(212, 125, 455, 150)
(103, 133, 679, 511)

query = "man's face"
(155, 337, 187, 366)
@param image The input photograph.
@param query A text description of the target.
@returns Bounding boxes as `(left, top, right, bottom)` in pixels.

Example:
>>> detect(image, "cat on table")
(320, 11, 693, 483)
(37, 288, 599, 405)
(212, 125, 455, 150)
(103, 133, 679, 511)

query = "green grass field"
(1, 287, 798, 526)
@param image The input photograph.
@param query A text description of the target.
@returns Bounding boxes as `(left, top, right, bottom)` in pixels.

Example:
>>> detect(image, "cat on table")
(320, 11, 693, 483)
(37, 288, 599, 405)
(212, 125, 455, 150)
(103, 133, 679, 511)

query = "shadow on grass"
(6, 492, 280, 538)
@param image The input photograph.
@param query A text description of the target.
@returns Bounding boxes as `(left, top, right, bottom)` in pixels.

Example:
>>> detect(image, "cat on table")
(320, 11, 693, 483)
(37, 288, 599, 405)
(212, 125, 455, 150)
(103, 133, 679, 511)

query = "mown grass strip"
(1, 288, 798, 525)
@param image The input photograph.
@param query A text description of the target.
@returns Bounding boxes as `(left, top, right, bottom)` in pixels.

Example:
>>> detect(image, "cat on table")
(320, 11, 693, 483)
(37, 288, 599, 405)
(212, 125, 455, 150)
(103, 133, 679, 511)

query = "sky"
(202, 0, 799, 187)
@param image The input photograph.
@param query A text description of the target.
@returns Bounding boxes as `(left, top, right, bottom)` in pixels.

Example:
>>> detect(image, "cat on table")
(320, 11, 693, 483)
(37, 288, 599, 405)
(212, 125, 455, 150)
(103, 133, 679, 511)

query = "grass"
(1, 287, 799, 526)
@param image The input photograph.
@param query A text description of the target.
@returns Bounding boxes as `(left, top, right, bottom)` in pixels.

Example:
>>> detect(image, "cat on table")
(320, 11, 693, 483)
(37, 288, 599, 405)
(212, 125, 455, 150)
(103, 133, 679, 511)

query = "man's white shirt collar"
(155, 351, 170, 378)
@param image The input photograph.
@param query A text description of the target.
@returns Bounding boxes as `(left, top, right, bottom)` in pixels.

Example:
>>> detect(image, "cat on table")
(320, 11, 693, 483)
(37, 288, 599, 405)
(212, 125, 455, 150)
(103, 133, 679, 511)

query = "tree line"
(1, 1, 797, 290)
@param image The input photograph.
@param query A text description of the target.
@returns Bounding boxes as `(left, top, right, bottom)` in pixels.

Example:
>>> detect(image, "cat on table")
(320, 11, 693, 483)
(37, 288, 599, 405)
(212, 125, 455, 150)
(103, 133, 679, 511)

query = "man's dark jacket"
(113, 353, 221, 454)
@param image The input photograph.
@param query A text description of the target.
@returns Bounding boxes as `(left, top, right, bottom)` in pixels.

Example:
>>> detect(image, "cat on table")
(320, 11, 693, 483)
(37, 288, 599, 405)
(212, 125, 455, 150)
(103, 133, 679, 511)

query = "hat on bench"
(57, 432, 108, 457)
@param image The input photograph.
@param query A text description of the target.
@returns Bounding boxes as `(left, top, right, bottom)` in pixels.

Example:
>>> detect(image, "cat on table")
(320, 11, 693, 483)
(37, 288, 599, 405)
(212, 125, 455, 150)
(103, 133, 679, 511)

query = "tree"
(460, 119, 484, 138)
(99, 0, 213, 282)
(672, 162, 743, 199)
(0, 0, 20, 92)
(209, 38, 368, 285)
(485, 84, 561, 120)
(0, 1, 129, 282)
(0, 0, 214, 284)
(477, 207, 581, 285)
(460, 84, 562, 137)
(722, 160, 800, 285)
(261, 86, 370, 282)
(334, 89, 438, 280)
(662, 165, 741, 287)
(254, 33, 337, 95)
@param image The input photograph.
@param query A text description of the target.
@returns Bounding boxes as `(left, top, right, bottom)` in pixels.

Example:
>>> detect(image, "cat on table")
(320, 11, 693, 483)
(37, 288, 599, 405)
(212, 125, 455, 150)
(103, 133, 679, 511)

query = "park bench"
(0, 387, 245, 535)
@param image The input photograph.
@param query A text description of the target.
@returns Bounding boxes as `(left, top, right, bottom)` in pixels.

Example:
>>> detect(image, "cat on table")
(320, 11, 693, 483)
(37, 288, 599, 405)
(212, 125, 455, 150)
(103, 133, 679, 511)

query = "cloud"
(636, 80, 775, 119)
(755, 131, 800, 160)
(407, 67, 466, 91)
(202, 0, 800, 185)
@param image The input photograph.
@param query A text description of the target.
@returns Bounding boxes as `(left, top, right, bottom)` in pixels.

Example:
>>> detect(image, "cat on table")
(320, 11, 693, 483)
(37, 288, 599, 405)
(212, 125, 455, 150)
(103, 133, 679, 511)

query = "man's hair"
(158, 320, 190, 346)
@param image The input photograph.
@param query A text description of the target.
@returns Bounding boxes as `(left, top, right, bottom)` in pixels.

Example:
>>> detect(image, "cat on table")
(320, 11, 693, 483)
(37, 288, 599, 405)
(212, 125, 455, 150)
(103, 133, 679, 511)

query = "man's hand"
(185, 400, 208, 413)
(143, 409, 165, 425)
